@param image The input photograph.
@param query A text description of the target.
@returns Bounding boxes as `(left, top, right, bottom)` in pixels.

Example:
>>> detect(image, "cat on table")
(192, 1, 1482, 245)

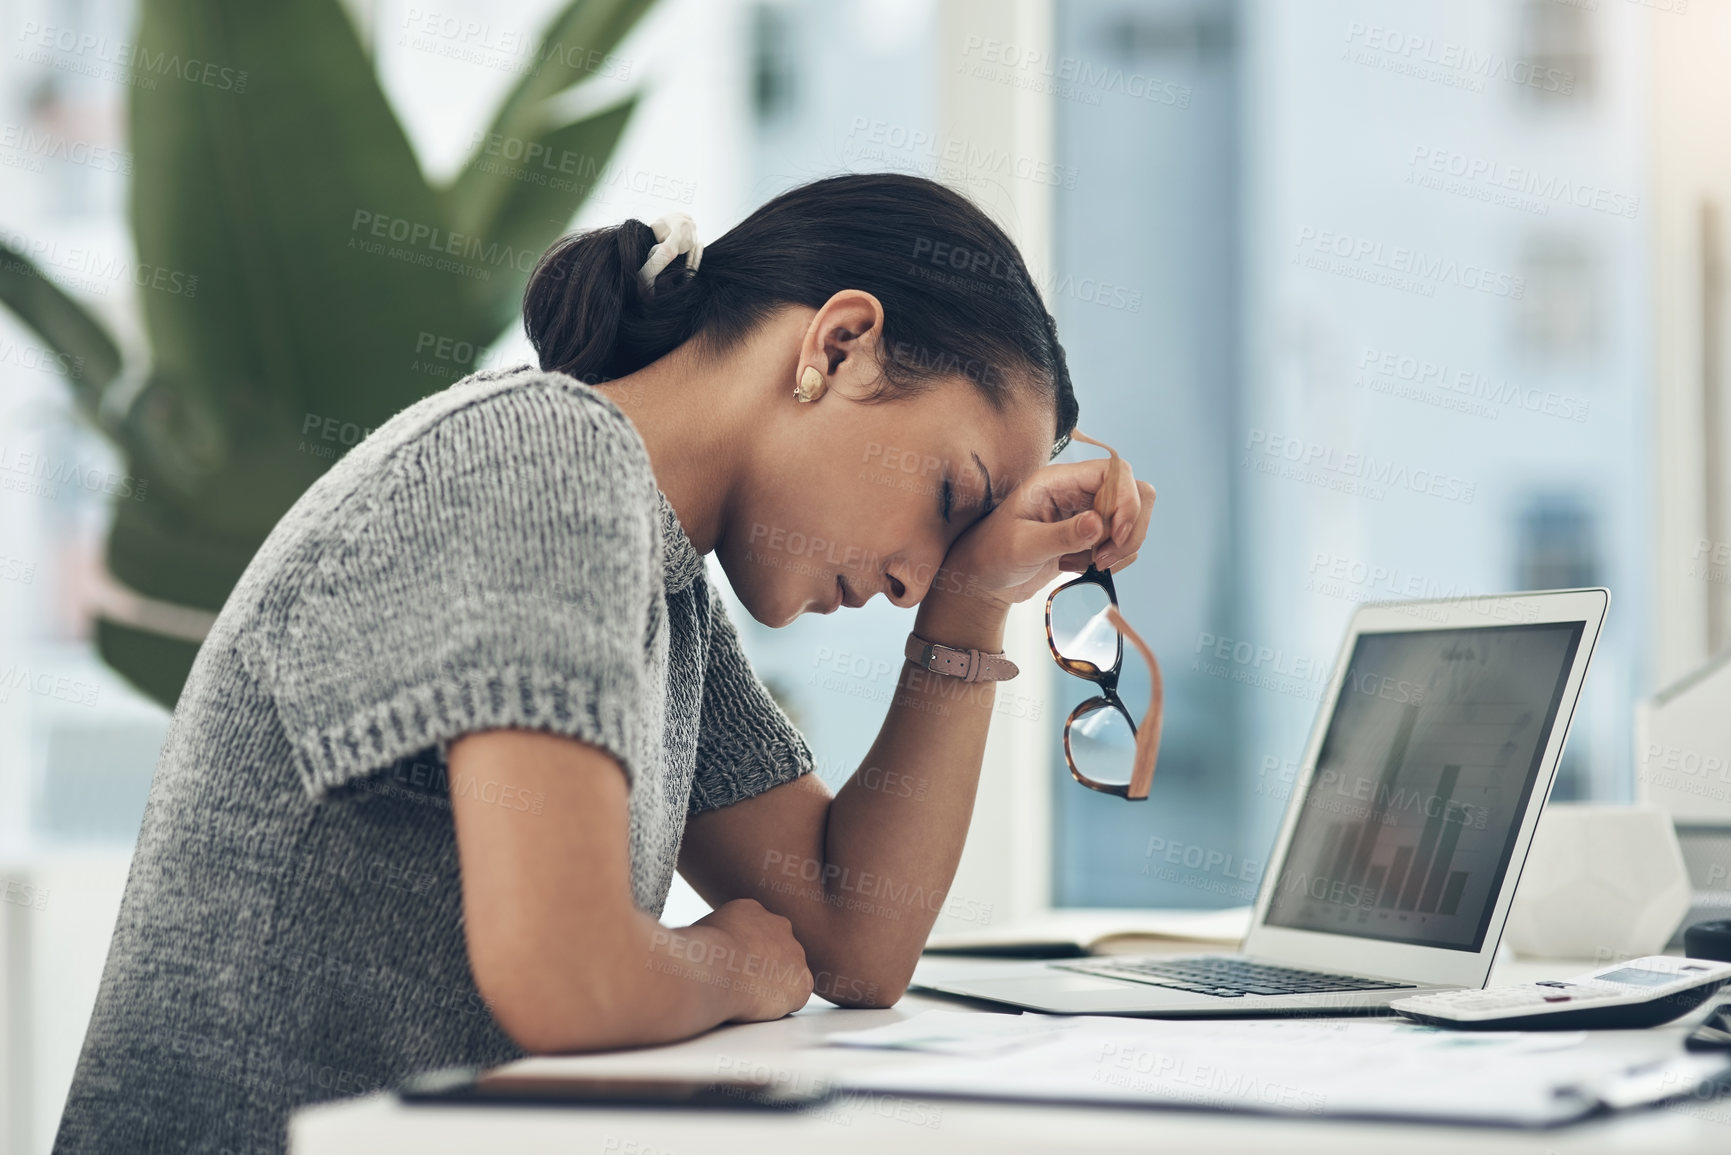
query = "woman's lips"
(822, 575, 867, 613)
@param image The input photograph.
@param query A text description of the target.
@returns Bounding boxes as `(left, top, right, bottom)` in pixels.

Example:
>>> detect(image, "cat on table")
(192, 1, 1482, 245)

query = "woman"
(53, 173, 1152, 1153)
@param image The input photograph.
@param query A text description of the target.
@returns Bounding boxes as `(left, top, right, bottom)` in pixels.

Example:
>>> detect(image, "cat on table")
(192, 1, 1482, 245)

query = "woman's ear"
(797, 290, 887, 402)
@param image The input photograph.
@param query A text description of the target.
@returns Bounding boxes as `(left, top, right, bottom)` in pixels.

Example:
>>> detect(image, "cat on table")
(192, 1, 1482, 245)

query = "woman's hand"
(941, 453, 1154, 609)
(689, 898, 814, 1022)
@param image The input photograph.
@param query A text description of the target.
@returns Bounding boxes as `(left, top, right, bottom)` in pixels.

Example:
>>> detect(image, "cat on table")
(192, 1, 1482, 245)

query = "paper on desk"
(833, 1014, 1688, 1127)
(832, 1010, 1584, 1056)
(826, 1011, 1085, 1056)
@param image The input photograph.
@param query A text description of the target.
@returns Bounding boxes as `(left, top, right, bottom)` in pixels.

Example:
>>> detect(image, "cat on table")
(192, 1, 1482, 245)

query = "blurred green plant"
(0, 0, 656, 708)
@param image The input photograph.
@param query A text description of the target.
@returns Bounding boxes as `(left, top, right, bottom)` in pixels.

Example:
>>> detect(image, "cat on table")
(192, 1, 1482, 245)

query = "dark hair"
(522, 173, 1078, 454)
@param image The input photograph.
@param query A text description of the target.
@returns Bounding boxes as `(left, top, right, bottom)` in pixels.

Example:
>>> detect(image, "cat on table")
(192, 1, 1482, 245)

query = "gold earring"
(794, 365, 827, 403)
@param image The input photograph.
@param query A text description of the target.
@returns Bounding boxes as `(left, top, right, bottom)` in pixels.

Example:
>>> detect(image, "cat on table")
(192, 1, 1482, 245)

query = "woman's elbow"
(469, 948, 632, 1055)
(808, 953, 914, 1009)
(815, 981, 907, 1010)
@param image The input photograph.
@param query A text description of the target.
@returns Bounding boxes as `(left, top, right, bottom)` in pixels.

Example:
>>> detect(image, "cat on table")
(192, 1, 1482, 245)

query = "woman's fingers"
(950, 456, 1152, 600)
(1004, 459, 1152, 573)
(1012, 459, 1116, 521)
(1097, 480, 1155, 571)
(1108, 458, 1140, 546)
(1078, 457, 1146, 550)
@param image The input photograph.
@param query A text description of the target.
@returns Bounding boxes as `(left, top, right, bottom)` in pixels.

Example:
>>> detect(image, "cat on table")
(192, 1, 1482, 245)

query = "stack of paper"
(825, 1011, 1730, 1126)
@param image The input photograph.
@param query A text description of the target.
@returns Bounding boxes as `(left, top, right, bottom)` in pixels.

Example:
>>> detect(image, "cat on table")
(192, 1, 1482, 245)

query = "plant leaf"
(128, 0, 475, 453)
(0, 239, 123, 426)
(460, 98, 640, 337)
(96, 619, 201, 711)
(446, 0, 657, 237)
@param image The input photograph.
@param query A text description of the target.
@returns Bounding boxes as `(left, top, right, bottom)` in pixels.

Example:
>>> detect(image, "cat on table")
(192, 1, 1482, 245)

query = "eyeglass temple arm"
(1068, 429, 1124, 544)
(1069, 428, 1118, 458)
(1104, 605, 1163, 801)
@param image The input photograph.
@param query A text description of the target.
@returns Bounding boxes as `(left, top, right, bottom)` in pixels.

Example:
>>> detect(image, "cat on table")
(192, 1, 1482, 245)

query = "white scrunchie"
(636, 212, 702, 294)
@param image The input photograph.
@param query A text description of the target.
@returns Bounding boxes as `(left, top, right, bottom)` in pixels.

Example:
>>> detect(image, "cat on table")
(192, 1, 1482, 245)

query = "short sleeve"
(240, 384, 662, 799)
(687, 583, 815, 814)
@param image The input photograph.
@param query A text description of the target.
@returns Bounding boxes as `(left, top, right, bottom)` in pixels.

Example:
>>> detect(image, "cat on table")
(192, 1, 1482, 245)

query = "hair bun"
(523, 218, 709, 384)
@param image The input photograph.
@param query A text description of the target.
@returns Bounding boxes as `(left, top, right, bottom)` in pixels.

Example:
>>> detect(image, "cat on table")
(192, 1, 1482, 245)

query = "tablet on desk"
(397, 1066, 831, 1110)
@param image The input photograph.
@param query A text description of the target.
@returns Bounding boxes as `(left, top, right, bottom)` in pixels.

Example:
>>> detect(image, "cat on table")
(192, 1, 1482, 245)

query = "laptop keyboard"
(1054, 956, 1418, 999)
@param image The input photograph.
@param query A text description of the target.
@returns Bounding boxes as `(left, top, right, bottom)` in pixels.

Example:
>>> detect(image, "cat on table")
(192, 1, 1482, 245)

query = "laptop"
(918, 587, 1609, 1017)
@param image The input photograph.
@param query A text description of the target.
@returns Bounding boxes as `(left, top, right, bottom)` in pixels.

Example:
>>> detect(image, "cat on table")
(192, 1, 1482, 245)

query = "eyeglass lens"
(1067, 700, 1140, 789)
(1048, 581, 1118, 674)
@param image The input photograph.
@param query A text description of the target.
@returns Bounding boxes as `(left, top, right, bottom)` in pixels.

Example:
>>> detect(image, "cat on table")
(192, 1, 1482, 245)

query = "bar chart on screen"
(1264, 625, 1582, 951)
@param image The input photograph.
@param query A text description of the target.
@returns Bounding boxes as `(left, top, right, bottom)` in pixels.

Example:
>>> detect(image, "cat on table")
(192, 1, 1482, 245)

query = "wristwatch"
(904, 632, 1020, 682)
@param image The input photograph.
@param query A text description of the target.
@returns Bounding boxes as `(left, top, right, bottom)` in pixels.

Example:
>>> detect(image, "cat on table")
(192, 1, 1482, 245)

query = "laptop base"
(913, 955, 1452, 1018)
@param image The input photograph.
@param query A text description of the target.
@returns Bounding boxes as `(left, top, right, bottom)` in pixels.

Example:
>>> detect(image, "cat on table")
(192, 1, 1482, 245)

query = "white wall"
(1649, 0, 1731, 685)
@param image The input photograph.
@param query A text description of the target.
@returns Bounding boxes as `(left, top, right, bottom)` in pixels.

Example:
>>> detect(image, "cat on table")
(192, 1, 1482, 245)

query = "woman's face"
(717, 296, 1055, 627)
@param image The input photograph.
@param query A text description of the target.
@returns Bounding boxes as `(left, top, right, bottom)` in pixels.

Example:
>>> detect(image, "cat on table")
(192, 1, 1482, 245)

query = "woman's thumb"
(1025, 510, 1104, 563)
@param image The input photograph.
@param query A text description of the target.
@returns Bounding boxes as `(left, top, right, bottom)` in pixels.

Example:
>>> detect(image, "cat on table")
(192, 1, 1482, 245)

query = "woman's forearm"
(796, 574, 1012, 1000)
(492, 914, 766, 1053)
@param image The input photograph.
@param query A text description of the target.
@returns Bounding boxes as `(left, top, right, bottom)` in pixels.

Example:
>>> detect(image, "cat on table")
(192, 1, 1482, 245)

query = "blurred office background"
(2, 0, 1728, 1150)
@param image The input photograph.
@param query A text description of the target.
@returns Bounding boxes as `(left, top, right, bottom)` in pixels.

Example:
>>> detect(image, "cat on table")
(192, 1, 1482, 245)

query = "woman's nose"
(883, 556, 932, 608)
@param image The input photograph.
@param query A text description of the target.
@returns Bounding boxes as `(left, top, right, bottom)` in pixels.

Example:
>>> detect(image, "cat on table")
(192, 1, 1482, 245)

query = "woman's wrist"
(914, 565, 1011, 653)
(642, 922, 751, 1023)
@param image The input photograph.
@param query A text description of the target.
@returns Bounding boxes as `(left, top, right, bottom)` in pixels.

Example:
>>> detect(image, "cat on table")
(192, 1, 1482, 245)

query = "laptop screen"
(1261, 621, 1585, 952)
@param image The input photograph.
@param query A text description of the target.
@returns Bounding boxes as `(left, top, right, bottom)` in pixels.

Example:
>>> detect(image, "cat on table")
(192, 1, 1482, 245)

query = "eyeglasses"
(1045, 433, 1164, 801)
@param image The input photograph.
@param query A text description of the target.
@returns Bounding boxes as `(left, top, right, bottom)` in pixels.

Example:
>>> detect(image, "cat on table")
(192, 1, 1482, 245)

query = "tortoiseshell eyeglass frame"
(1046, 429, 1164, 801)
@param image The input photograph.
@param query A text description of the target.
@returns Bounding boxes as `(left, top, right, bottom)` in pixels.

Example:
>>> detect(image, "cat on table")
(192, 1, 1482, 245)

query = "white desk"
(291, 953, 1731, 1154)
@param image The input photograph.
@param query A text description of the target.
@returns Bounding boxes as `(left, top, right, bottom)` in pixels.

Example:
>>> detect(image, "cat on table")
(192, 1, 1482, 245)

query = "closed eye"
(971, 452, 996, 524)
(940, 454, 996, 528)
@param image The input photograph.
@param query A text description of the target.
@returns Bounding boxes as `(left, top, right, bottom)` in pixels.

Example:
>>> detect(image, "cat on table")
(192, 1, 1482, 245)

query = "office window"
(1515, 234, 1600, 363)
(1096, 4, 1232, 60)
(1516, 493, 1600, 593)
(1515, 0, 1595, 105)
(750, 3, 799, 125)
(1515, 493, 1599, 801)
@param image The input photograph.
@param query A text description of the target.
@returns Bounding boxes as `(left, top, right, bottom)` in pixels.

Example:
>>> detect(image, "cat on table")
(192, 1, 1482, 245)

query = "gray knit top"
(53, 364, 814, 1154)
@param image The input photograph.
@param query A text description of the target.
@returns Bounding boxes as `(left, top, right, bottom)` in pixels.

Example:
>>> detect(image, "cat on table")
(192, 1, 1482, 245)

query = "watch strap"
(905, 632, 1020, 682)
